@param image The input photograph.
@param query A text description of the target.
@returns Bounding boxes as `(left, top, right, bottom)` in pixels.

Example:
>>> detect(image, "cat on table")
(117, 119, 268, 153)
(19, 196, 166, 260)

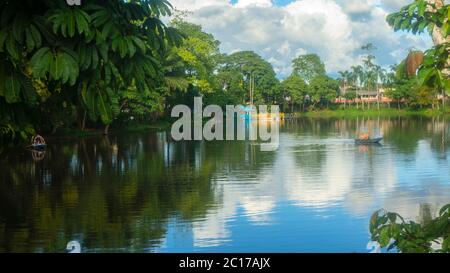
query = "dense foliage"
(281, 53, 339, 112)
(0, 0, 449, 148)
(336, 0, 449, 110)
(0, 0, 180, 144)
(291, 54, 326, 83)
(370, 204, 450, 253)
(386, 0, 449, 103)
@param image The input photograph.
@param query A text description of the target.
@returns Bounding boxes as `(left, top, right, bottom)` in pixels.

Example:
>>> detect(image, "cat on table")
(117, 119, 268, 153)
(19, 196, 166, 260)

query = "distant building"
(337, 87, 393, 103)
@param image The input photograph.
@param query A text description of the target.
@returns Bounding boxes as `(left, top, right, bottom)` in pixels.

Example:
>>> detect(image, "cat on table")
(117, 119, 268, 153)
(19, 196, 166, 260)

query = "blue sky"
(169, 0, 434, 78)
(273, 0, 294, 5)
(231, 0, 294, 5)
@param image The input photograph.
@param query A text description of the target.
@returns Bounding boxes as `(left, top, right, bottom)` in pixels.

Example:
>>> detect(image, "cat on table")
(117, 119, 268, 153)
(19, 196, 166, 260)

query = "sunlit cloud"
(168, 0, 433, 77)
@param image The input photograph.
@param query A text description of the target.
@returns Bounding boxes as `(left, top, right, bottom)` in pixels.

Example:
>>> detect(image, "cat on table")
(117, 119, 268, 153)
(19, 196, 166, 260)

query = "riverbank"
(6, 107, 450, 146)
(295, 108, 450, 118)
(51, 108, 450, 138)
(52, 120, 172, 139)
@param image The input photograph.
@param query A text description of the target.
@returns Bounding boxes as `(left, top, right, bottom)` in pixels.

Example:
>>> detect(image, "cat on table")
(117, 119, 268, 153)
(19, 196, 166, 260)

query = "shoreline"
(292, 108, 450, 118)
(39, 109, 450, 139)
(49, 121, 173, 139)
(4, 108, 450, 146)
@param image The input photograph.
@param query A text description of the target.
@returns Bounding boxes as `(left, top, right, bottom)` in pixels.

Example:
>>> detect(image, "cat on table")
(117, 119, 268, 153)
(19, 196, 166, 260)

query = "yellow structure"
(252, 112, 285, 121)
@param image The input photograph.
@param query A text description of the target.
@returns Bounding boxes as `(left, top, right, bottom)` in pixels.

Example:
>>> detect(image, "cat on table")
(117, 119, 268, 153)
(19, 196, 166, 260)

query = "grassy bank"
(295, 108, 450, 118)
(36, 107, 450, 140)
(112, 121, 172, 134)
(52, 120, 172, 139)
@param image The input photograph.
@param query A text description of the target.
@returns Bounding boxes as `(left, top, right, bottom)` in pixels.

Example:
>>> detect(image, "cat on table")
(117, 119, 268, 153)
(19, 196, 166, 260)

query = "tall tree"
(351, 65, 365, 107)
(338, 70, 352, 95)
(170, 18, 221, 93)
(281, 74, 308, 112)
(291, 53, 326, 83)
(219, 51, 279, 104)
(308, 76, 339, 109)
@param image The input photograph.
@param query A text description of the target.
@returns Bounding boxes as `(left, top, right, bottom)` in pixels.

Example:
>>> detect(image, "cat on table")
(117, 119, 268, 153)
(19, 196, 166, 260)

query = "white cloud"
(281, 0, 358, 73)
(342, 0, 372, 14)
(168, 0, 433, 77)
(235, 0, 273, 8)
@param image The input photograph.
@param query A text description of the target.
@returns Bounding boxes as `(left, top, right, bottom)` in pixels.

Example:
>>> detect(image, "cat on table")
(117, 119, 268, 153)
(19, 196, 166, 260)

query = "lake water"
(1, 116, 450, 253)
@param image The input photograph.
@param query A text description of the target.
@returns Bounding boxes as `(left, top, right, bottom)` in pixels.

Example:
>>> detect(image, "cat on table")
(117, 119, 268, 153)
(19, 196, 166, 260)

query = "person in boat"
(358, 132, 370, 140)
(31, 134, 46, 146)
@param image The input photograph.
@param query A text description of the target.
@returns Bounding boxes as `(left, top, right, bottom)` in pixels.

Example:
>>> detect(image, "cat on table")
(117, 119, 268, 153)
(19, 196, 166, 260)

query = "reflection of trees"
(0, 133, 217, 252)
(0, 126, 280, 253)
(284, 116, 450, 155)
(1, 117, 449, 252)
(428, 116, 450, 158)
(284, 118, 338, 138)
(383, 116, 425, 153)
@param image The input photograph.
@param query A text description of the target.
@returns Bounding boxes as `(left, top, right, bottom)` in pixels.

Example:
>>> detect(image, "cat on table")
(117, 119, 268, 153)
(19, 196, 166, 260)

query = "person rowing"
(30, 135, 46, 150)
(358, 132, 370, 140)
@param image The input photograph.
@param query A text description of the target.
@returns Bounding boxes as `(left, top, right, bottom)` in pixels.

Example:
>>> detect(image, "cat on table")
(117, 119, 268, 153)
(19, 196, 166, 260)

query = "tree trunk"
(377, 84, 380, 110)
(81, 110, 87, 131)
(103, 124, 110, 135)
(51, 125, 59, 135)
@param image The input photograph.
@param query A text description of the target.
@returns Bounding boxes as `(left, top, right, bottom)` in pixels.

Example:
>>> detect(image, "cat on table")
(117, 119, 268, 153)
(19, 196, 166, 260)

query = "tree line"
(0, 0, 448, 147)
(0, 0, 335, 146)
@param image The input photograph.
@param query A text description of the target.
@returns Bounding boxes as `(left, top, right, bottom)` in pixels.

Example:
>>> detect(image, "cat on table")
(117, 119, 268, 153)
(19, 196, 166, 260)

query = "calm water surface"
(1, 117, 450, 253)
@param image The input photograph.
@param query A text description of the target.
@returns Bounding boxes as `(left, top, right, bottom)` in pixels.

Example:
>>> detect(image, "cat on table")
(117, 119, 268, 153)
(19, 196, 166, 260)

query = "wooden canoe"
(354, 137, 383, 144)
(27, 144, 47, 150)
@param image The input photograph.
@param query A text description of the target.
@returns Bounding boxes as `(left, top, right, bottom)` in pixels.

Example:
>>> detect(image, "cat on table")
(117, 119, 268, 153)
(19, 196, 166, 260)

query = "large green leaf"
(18, 73, 38, 105)
(49, 8, 91, 38)
(12, 14, 27, 44)
(30, 47, 52, 78)
(4, 75, 21, 103)
(91, 9, 109, 27)
(97, 89, 111, 124)
(5, 34, 19, 60)
(0, 28, 8, 51)
(29, 24, 41, 48)
(59, 52, 79, 85)
(49, 51, 62, 80)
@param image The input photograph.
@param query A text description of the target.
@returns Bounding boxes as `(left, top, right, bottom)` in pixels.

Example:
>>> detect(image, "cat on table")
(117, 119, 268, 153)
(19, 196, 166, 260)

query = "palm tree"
(352, 65, 365, 109)
(338, 70, 352, 92)
(373, 65, 387, 110)
(338, 70, 352, 108)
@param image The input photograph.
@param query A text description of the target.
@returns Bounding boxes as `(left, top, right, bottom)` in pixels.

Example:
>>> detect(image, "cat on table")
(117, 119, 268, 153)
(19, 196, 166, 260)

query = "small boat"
(27, 144, 47, 150)
(28, 135, 47, 150)
(355, 137, 383, 144)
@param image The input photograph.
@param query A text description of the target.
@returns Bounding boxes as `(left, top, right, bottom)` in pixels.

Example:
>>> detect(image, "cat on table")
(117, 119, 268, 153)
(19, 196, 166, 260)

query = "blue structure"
(240, 105, 254, 123)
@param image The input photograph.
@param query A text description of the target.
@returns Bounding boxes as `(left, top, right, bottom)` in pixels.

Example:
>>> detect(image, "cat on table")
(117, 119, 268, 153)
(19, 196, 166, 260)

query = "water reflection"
(0, 116, 449, 252)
